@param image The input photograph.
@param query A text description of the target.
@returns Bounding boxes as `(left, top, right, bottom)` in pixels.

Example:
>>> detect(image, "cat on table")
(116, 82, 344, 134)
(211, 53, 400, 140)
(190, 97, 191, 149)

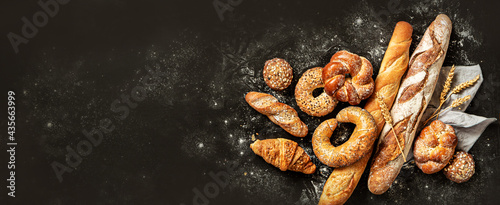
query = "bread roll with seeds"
(443, 151, 475, 183)
(263, 58, 293, 91)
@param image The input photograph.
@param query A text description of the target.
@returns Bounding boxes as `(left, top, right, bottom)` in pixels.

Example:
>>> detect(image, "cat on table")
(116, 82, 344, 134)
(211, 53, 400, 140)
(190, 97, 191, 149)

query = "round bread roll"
(263, 58, 293, 91)
(413, 120, 457, 174)
(443, 151, 475, 183)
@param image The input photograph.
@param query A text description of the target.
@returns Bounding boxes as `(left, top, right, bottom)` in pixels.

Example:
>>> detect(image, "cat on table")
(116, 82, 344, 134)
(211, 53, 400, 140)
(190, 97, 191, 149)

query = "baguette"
(368, 14, 452, 195)
(319, 21, 413, 205)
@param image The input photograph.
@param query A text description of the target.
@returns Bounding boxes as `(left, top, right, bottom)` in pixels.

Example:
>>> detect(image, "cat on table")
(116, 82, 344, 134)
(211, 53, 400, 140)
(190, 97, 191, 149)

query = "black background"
(0, 0, 499, 204)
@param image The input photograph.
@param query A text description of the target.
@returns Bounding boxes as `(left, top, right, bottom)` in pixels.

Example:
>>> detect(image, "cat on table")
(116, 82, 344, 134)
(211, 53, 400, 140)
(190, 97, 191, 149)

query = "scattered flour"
(27, 0, 482, 203)
(216, 0, 484, 203)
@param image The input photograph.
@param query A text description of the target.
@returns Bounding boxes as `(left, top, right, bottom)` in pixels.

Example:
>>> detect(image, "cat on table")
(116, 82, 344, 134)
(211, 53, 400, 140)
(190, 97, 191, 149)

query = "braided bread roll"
(414, 120, 457, 174)
(245, 92, 308, 137)
(319, 21, 413, 205)
(368, 14, 452, 195)
(322, 51, 375, 105)
(250, 138, 316, 174)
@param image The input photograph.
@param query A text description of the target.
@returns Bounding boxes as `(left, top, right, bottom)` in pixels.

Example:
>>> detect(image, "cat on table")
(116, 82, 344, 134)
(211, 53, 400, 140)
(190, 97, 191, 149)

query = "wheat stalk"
(431, 65, 456, 119)
(424, 95, 471, 125)
(376, 93, 406, 162)
(450, 75, 480, 95)
(440, 65, 455, 103)
(450, 95, 471, 107)
(424, 73, 479, 125)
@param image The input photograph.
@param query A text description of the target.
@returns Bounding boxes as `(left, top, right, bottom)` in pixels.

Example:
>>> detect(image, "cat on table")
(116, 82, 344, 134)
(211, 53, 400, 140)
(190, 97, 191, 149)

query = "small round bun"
(263, 58, 293, 91)
(443, 151, 475, 183)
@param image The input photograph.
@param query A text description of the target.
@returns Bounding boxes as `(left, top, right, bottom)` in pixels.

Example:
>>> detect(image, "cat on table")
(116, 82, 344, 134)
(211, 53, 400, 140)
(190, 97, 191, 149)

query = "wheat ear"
(376, 93, 406, 162)
(424, 73, 479, 125)
(450, 75, 480, 95)
(440, 65, 456, 103)
(450, 95, 471, 108)
(424, 95, 471, 125)
(434, 65, 455, 118)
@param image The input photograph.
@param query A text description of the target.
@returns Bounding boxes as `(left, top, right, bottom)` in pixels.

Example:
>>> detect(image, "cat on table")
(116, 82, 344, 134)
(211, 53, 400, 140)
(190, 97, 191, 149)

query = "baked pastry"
(414, 120, 457, 174)
(295, 67, 337, 117)
(250, 138, 316, 174)
(368, 14, 452, 195)
(245, 92, 308, 137)
(319, 21, 413, 205)
(312, 106, 377, 168)
(322, 50, 375, 105)
(263, 58, 293, 91)
(443, 151, 475, 183)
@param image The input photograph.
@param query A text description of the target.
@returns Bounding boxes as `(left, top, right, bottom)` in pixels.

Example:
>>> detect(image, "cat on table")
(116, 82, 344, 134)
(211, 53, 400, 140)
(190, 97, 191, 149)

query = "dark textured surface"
(0, 0, 499, 204)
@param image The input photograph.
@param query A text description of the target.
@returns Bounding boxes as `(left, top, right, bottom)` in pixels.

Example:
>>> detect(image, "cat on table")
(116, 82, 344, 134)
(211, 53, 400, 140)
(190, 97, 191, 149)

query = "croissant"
(250, 138, 316, 174)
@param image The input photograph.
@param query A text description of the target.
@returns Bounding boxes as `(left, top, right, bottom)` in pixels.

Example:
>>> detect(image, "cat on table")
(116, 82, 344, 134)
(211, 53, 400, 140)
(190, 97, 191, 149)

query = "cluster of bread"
(244, 14, 474, 205)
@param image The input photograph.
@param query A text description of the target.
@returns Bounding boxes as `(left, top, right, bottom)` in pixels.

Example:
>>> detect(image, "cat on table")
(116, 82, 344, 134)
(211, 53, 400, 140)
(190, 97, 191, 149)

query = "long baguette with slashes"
(368, 14, 452, 195)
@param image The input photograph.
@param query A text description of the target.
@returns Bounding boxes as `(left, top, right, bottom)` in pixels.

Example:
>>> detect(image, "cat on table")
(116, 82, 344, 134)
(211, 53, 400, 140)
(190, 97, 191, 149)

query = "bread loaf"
(368, 14, 452, 195)
(245, 91, 308, 137)
(319, 21, 413, 205)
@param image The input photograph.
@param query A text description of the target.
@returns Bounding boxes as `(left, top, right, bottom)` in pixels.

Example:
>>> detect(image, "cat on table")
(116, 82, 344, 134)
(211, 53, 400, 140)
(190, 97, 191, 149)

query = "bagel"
(312, 106, 377, 167)
(295, 67, 337, 117)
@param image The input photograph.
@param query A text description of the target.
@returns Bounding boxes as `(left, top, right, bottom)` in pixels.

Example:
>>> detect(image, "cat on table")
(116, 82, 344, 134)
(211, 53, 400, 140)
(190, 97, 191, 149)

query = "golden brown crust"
(263, 58, 293, 91)
(323, 50, 375, 105)
(250, 138, 316, 174)
(318, 21, 413, 204)
(295, 67, 337, 117)
(319, 147, 371, 205)
(364, 21, 413, 134)
(443, 151, 475, 183)
(312, 107, 377, 168)
(245, 92, 308, 137)
(368, 14, 452, 195)
(414, 120, 457, 174)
